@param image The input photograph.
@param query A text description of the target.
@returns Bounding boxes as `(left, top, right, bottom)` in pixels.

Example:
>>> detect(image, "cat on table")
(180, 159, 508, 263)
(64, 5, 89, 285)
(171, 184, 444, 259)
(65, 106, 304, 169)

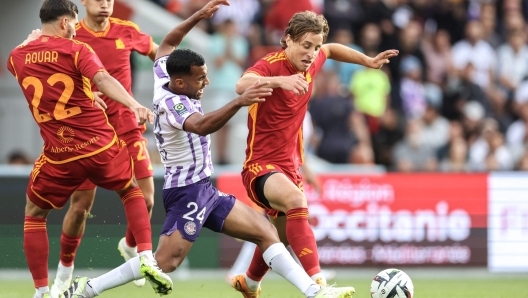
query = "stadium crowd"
(150, 0, 528, 172)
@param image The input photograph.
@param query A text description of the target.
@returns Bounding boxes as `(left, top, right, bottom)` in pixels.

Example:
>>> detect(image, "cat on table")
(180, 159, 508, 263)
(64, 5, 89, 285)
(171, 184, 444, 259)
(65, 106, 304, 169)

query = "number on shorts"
(22, 73, 80, 123)
(133, 140, 148, 161)
(182, 202, 207, 224)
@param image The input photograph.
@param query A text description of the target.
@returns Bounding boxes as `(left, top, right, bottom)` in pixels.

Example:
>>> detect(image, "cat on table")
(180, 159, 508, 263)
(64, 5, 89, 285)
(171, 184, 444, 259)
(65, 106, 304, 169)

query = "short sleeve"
(162, 95, 199, 130)
(245, 58, 272, 77)
(76, 44, 106, 79)
(130, 25, 153, 56)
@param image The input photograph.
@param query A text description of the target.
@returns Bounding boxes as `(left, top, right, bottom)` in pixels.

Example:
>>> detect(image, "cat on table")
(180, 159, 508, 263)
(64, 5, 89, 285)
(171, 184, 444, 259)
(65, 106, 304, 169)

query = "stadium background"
(1, 0, 528, 296)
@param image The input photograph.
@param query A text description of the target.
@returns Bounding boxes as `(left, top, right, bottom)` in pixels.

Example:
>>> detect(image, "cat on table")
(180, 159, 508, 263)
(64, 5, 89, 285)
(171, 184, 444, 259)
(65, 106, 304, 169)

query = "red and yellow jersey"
(7, 35, 117, 164)
(243, 48, 327, 171)
(75, 17, 153, 134)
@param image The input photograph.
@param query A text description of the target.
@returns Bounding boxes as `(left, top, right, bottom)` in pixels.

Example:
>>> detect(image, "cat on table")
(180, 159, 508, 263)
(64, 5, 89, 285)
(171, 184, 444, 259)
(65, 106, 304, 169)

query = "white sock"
(311, 272, 326, 285)
(138, 249, 153, 260)
(245, 275, 261, 291)
(36, 286, 50, 295)
(57, 262, 74, 282)
(262, 243, 321, 297)
(123, 241, 138, 255)
(229, 242, 257, 277)
(89, 256, 142, 295)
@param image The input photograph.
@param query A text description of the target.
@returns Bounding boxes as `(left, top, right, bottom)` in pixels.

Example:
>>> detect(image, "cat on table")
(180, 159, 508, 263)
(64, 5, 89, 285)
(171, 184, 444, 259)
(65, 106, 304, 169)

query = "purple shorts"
(160, 178, 236, 242)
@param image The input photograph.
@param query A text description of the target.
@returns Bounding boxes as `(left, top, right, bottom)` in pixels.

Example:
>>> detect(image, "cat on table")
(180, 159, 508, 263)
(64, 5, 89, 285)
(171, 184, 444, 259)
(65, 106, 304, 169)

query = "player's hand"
(198, 0, 230, 19)
(130, 103, 154, 125)
(93, 92, 107, 110)
(20, 29, 41, 46)
(368, 49, 399, 69)
(237, 80, 272, 106)
(279, 74, 310, 95)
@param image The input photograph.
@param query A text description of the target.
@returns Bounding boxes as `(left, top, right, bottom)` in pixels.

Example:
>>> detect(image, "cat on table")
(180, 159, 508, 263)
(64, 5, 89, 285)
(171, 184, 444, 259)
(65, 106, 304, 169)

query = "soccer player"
(6, 1, 172, 298)
(232, 11, 398, 297)
(48, 0, 159, 294)
(63, 1, 354, 297)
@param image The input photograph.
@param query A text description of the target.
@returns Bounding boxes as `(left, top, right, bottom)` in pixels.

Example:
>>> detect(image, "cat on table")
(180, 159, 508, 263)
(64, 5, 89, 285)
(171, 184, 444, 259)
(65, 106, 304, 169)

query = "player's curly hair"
(280, 11, 329, 49)
(40, 0, 78, 24)
(166, 49, 205, 77)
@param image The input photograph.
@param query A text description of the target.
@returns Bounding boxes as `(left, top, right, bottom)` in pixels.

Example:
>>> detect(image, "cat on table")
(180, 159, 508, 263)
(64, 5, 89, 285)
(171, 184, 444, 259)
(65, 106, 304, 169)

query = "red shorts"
(27, 141, 134, 210)
(77, 129, 153, 190)
(241, 162, 303, 218)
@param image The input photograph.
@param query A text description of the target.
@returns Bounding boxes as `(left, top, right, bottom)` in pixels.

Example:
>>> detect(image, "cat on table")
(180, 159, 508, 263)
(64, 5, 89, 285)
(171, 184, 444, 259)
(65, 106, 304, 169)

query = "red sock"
(246, 246, 269, 282)
(24, 216, 49, 288)
(125, 226, 137, 248)
(286, 208, 321, 276)
(120, 186, 151, 252)
(60, 232, 82, 267)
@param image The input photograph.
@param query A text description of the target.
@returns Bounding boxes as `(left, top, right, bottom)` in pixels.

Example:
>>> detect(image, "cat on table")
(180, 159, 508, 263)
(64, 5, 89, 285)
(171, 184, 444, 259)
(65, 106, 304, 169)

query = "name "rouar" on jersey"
(25, 51, 58, 64)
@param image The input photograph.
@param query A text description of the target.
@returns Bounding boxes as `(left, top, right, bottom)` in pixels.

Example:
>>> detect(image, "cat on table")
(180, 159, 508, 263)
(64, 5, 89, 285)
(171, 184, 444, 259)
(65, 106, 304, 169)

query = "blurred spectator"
(462, 100, 487, 144)
(324, 29, 364, 86)
(497, 29, 528, 97)
(506, 101, 528, 149)
(264, 0, 313, 44)
(388, 20, 427, 85)
(358, 23, 382, 54)
(371, 108, 405, 167)
(211, 0, 259, 35)
(451, 20, 496, 89)
(400, 55, 426, 119)
(431, 0, 467, 44)
(444, 63, 492, 121)
(421, 29, 453, 86)
(420, 83, 450, 151)
(207, 19, 249, 164)
(349, 55, 391, 134)
(7, 150, 31, 165)
(310, 72, 372, 164)
(468, 118, 514, 171)
(439, 136, 469, 172)
(480, 2, 502, 48)
(323, 0, 363, 34)
(393, 119, 438, 172)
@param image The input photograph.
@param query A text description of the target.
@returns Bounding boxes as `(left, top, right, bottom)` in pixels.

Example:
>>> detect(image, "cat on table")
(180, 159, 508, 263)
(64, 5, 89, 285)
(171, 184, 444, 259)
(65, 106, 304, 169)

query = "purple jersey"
(152, 55, 213, 188)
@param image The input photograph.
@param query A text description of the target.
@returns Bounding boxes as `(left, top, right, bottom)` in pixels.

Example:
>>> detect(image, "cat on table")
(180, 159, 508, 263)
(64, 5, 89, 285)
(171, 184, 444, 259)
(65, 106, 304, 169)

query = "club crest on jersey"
(305, 73, 312, 83)
(174, 103, 188, 116)
(115, 38, 125, 49)
(184, 221, 196, 235)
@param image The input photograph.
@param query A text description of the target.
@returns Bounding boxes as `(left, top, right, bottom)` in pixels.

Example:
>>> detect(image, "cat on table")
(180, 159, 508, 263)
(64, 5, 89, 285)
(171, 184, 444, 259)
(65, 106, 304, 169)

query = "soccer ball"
(370, 268, 414, 298)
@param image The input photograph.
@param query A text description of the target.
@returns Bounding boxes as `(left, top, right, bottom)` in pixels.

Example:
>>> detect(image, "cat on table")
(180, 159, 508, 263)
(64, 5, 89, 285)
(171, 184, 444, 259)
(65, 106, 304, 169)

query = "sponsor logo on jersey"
(184, 221, 196, 235)
(57, 126, 75, 143)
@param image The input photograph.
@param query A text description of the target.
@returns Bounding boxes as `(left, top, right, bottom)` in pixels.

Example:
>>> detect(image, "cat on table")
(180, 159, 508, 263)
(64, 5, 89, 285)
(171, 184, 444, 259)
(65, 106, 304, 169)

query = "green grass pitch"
(1, 277, 528, 298)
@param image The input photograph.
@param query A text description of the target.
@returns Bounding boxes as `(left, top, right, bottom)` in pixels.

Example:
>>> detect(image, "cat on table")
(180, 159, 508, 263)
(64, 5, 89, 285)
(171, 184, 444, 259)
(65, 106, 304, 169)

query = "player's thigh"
(156, 231, 193, 273)
(221, 200, 279, 244)
(88, 141, 136, 191)
(137, 177, 155, 210)
(263, 173, 307, 212)
(27, 157, 87, 210)
(70, 188, 97, 213)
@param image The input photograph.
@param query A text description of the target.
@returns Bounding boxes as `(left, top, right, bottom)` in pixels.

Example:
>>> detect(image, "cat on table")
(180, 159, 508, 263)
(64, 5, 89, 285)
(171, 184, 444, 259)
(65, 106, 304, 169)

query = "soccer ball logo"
(370, 268, 414, 298)
(184, 221, 196, 235)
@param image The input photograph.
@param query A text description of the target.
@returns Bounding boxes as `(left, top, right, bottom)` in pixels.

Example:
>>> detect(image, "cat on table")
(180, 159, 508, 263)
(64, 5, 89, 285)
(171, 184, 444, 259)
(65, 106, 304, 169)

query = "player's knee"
(284, 192, 307, 210)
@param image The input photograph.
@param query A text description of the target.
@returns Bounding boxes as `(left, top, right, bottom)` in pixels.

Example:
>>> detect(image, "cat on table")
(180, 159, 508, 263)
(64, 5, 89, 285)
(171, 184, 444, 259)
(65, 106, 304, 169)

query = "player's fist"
(198, 0, 230, 19)
(131, 104, 154, 125)
(279, 74, 309, 95)
(368, 49, 399, 69)
(237, 80, 272, 106)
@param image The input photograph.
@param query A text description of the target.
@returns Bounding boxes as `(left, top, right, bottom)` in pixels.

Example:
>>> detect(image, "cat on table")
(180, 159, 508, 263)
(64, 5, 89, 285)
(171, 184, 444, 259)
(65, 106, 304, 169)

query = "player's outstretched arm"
(156, 0, 230, 60)
(92, 72, 154, 124)
(322, 43, 399, 69)
(183, 80, 271, 136)
(236, 73, 309, 96)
